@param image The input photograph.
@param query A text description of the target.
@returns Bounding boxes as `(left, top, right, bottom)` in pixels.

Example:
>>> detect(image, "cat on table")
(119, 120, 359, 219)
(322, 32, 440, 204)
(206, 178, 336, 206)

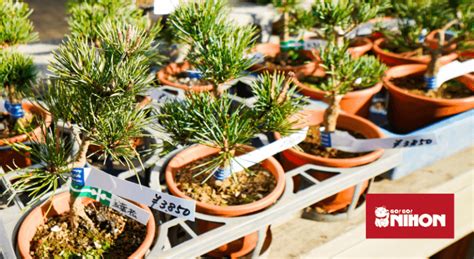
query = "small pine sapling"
(0, 51, 37, 135)
(0, 0, 38, 47)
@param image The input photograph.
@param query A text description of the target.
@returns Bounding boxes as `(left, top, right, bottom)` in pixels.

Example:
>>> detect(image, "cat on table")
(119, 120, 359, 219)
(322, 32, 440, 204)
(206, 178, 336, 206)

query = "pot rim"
(17, 191, 156, 258)
(274, 110, 384, 166)
(383, 64, 474, 105)
(165, 144, 286, 216)
(157, 61, 214, 92)
(0, 100, 52, 146)
(373, 38, 430, 63)
(251, 42, 321, 71)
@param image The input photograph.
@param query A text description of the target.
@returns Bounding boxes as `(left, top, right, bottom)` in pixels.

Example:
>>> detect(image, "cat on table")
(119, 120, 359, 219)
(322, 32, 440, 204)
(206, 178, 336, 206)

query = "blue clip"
(321, 132, 332, 147)
(424, 76, 436, 90)
(8, 103, 24, 119)
(71, 168, 86, 186)
(187, 70, 202, 79)
(214, 167, 231, 181)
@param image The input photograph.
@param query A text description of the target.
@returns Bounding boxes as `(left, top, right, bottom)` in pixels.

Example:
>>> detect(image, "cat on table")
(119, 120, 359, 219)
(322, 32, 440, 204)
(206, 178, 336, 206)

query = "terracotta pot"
(0, 101, 51, 171)
(373, 38, 458, 66)
(275, 109, 384, 213)
(157, 61, 213, 92)
(294, 78, 383, 118)
(424, 29, 457, 52)
(17, 191, 156, 259)
(250, 43, 324, 77)
(165, 144, 285, 257)
(383, 64, 474, 133)
(348, 37, 373, 58)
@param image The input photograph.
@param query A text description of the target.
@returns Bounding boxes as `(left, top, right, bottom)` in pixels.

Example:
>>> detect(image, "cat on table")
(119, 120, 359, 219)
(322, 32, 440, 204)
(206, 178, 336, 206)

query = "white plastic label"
(0, 99, 6, 113)
(147, 88, 181, 103)
(80, 167, 196, 221)
(436, 60, 474, 88)
(70, 184, 150, 225)
(224, 127, 308, 172)
(154, 0, 179, 15)
(322, 130, 438, 152)
(303, 39, 326, 50)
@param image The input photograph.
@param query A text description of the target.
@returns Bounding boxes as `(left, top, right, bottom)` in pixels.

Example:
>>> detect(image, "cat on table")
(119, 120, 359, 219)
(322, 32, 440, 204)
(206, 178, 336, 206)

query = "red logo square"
(366, 194, 454, 239)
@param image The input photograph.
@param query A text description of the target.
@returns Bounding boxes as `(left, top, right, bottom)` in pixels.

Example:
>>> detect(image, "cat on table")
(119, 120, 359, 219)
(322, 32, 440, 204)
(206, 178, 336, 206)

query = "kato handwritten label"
(147, 88, 182, 103)
(72, 167, 196, 221)
(303, 39, 327, 50)
(321, 130, 438, 152)
(70, 184, 150, 225)
(224, 127, 308, 173)
(154, 0, 179, 15)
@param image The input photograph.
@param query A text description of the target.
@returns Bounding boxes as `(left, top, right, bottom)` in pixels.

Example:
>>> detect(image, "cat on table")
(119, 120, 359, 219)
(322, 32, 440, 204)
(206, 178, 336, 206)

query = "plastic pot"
(383, 64, 474, 133)
(157, 61, 213, 92)
(17, 191, 156, 259)
(348, 37, 373, 58)
(373, 38, 458, 66)
(275, 109, 384, 213)
(165, 144, 285, 258)
(0, 101, 51, 171)
(294, 78, 383, 118)
(424, 29, 457, 52)
(250, 43, 324, 77)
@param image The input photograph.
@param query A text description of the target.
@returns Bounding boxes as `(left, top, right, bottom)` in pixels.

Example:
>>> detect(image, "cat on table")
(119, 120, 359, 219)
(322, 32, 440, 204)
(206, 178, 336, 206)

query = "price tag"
(72, 167, 196, 221)
(224, 127, 308, 173)
(321, 130, 438, 152)
(154, 0, 179, 15)
(70, 184, 150, 225)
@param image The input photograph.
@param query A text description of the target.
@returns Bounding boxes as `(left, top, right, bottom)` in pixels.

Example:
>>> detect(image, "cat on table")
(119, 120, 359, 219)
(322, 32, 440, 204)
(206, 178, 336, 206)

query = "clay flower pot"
(347, 37, 373, 58)
(293, 78, 383, 118)
(0, 101, 51, 171)
(17, 191, 156, 259)
(157, 61, 213, 92)
(424, 29, 457, 52)
(383, 64, 474, 133)
(165, 144, 285, 257)
(373, 38, 458, 66)
(250, 43, 324, 77)
(275, 109, 384, 213)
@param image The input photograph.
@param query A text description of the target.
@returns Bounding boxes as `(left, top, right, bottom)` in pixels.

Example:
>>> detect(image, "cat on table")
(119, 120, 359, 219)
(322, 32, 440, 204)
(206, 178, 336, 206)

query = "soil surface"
(264, 49, 313, 68)
(297, 126, 368, 159)
(168, 72, 210, 87)
(31, 203, 146, 258)
(391, 76, 473, 99)
(176, 156, 276, 206)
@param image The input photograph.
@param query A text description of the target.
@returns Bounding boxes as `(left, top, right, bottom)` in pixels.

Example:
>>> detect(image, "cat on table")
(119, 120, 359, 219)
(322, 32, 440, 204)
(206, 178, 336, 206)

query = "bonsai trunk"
(323, 93, 343, 133)
(334, 27, 345, 48)
(69, 139, 95, 229)
(424, 30, 445, 89)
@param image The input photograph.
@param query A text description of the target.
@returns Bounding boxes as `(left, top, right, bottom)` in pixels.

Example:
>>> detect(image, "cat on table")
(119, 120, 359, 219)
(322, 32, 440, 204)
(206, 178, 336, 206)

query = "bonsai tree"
(67, 0, 157, 46)
(43, 21, 156, 228)
(0, 0, 38, 48)
(311, 0, 390, 47)
(168, 0, 257, 96)
(0, 50, 37, 135)
(317, 44, 386, 132)
(158, 72, 305, 180)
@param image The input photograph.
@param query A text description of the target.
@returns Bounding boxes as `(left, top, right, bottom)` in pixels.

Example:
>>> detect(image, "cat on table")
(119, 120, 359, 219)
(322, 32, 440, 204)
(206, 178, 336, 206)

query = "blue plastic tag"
(4, 101, 24, 119)
(424, 76, 436, 90)
(214, 167, 231, 181)
(186, 70, 202, 79)
(321, 132, 332, 147)
(71, 167, 87, 186)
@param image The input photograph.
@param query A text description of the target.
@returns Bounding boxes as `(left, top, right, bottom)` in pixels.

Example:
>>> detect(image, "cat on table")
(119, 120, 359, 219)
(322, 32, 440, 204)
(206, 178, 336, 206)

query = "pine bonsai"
(0, 50, 37, 136)
(158, 72, 305, 180)
(43, 21, 156, 228)
(317, 44, 386, 132)
(168, 0, 257, 97)
(0, 0, 38, 47)
(67, 0, 157, 46)
(311, 0, 390, 47)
